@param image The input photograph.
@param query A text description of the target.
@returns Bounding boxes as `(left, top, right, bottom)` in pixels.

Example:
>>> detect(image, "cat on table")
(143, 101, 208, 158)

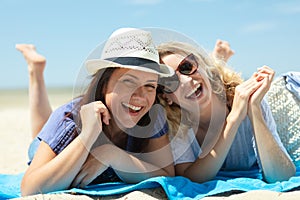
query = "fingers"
(236, 75, 262, 99)
(234, 75, 262, 101)
(254, 72, 271, 94)
(71, 161, 108, 188)
(80, 101, 111, 127)
(94, 101, 111, 125)
(231, 73, 265, 120)
(256, 65, 275, 82)
(247, 66, 274, 107)
(80, 165, 108, 188)
(79, 101, 111, 141)
(253, 66, 274, 90)
(71, 161, 93, 188)
(72, 170, 95, 188)
(71, 168, 87, 188)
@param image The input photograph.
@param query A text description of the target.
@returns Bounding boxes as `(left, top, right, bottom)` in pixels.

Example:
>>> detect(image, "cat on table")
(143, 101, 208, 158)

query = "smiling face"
(105, 68, 158, 129)
(160, 53, 212, 112)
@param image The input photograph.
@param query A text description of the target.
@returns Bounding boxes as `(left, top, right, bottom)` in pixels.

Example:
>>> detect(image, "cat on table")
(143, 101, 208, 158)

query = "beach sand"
(1, 88, 300, 199)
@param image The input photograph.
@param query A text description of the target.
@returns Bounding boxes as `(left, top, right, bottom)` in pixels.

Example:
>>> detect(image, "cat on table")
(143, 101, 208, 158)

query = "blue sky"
(1, 0, 299, 89)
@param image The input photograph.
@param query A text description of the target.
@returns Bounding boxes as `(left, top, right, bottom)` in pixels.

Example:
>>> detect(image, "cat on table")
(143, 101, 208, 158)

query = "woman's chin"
(117, 118, 140, 129)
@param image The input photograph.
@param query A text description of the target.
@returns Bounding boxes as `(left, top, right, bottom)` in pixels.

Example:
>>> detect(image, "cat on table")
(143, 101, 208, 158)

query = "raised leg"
(16, 44, 52, 138)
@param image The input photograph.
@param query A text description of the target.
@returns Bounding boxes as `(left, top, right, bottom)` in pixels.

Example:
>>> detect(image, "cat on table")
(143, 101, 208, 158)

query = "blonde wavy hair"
(157, 41, 243, 137)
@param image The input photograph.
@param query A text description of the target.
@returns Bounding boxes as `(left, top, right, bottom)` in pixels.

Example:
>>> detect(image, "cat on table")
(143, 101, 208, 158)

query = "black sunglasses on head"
(159, 53, 198, 94)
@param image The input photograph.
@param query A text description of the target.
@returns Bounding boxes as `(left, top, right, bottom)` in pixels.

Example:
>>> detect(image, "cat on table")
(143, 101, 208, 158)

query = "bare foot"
(16, 44, 46, 75)
(213, 39, 235, 62)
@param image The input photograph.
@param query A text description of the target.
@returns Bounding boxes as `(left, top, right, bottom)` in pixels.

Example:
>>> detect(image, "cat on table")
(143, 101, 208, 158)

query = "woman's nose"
(132, 86, 147, 98)
(178, 72, 193, 84)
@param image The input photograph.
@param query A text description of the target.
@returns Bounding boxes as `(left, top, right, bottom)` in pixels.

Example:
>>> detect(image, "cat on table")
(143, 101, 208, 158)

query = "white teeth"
(122, 102, 142, 111)
(186, 83, 201, 98)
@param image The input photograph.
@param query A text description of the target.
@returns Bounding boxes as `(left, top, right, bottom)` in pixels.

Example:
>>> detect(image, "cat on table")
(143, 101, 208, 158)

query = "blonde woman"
(157, 41, 295, 183)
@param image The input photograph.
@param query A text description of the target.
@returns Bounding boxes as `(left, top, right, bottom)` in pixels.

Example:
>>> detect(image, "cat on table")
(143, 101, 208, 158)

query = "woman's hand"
(229, 72, 263, 122)
(248, 66, 274, 111)
(245, 66, 295, 182)
(20, 102, 111, 195)
(71, 145, 112, 188)
(79, 101, 111, 144)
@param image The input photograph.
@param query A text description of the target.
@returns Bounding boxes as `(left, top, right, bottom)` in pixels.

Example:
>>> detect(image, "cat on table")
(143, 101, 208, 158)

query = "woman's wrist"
(78, 129, 100, 150)
(248, 104, 263, 121)
(226, 111, 243, 126)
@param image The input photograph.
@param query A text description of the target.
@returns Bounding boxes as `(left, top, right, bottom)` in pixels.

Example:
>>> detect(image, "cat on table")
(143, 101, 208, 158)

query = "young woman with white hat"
(16, 28, 175, 196)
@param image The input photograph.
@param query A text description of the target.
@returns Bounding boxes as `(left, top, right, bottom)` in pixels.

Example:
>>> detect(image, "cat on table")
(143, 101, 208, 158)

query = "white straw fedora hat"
(85, 28, 174, 77)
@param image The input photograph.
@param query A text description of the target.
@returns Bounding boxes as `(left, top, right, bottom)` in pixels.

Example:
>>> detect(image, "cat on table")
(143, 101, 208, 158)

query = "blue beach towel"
(1, 169, 300, 200)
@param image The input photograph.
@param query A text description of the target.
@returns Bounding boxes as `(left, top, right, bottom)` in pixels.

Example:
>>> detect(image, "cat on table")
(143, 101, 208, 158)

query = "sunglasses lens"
(178, 54, 198, 75)
(159, 74, 180, 94)
(178, 61, 194, 74)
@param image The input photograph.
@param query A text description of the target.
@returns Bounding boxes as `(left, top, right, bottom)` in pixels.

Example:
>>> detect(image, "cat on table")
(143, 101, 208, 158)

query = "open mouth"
(185, 83, 202, 99)
(121, 102, 143, 113)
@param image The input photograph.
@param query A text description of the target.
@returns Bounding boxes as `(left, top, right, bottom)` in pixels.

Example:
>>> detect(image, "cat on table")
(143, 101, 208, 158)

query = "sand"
(0, 88, 169, 199)
(1, 88, 300, 199)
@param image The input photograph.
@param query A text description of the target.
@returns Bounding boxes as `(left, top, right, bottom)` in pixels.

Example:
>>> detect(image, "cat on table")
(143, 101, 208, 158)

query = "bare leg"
(16, 44, 52, 138)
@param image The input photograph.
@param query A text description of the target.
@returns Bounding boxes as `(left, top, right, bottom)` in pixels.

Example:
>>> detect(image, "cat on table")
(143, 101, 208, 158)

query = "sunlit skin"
(212, 39, 235, 62)
(106, 68, 158, 130)
(160, 54, 218, 127)
(20, 67, 173, 195)
(15, 44, 52, 138)
(161, 52, 295, 183)
(16, 39, 174, 196)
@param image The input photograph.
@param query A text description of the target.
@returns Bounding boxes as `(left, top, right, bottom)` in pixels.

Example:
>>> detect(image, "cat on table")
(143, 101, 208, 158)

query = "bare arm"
(21, 101, 110, 196)
(248, 66, 296, 182)
(21, 138, 91, 196)
(249, 106, 296, 182)
(176, 73, 264, 183)
(72, 134, 175, 187)
(175, 114, 240, 182)
(115, 134, 175, 182)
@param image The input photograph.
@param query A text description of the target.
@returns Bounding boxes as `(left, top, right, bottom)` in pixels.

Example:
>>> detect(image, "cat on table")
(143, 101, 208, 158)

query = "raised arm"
(175, 73, 264, 182)
(247, 66, 296, 182)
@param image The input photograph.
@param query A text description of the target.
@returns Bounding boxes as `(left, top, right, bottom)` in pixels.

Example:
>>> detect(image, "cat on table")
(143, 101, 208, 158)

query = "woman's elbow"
(178, 167, 217, 183)
(280, 163, 296, 181)
(21, 175, 37, 197)
(264, 163, 296, 183)
(20, 172, 49, 196)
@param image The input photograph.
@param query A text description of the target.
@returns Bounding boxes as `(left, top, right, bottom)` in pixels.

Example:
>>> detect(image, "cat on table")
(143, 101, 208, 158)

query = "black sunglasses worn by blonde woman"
(159, 53, 198, 94)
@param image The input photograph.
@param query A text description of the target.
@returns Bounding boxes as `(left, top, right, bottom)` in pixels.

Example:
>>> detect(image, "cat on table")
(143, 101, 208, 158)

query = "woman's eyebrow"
(123, 74, 157, 83)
